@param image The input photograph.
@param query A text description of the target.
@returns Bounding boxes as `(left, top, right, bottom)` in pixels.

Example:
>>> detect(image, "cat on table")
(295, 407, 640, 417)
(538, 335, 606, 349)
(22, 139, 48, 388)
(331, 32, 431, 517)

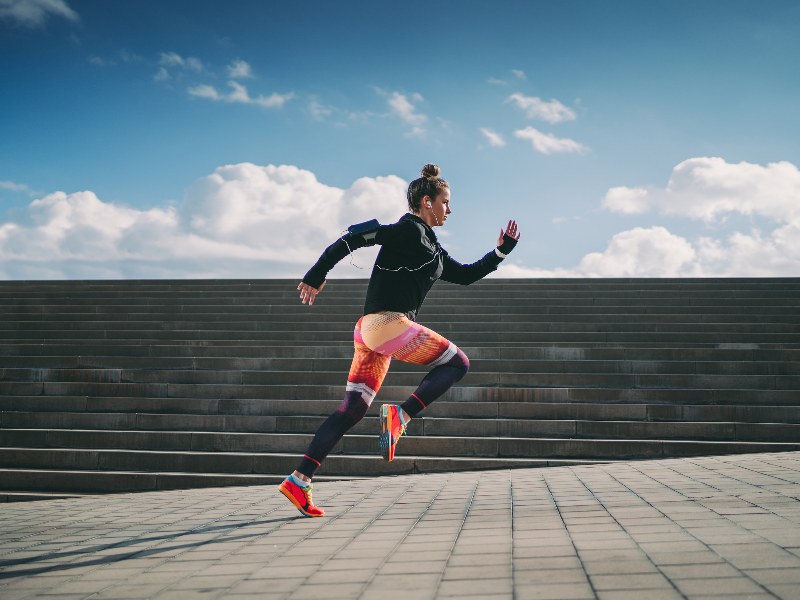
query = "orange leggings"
(296, 311, 469, 477)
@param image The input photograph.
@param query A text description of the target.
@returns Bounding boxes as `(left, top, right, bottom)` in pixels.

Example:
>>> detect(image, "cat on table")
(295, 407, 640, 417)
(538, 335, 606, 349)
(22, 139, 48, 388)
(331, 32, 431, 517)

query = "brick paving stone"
(1, 452, 800, 599)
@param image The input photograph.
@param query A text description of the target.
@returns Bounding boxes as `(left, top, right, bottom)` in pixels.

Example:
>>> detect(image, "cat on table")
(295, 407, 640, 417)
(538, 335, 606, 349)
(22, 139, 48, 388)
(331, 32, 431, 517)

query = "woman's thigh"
(359, 311, 458, 367)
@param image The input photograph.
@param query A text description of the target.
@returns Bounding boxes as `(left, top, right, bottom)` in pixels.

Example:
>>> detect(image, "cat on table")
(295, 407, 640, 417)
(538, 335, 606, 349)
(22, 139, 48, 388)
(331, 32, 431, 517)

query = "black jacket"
(302, 213, 504, 321)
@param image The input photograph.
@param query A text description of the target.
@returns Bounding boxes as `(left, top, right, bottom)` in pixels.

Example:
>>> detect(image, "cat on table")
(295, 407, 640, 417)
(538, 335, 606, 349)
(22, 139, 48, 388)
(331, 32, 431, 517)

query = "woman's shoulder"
(379, 214, 426, 240)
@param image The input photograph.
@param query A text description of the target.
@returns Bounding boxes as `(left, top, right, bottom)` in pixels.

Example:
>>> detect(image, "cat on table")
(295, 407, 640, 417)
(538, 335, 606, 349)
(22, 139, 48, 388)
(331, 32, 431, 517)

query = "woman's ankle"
(292, 470, 311, 483)
(400, 408, 411, 424)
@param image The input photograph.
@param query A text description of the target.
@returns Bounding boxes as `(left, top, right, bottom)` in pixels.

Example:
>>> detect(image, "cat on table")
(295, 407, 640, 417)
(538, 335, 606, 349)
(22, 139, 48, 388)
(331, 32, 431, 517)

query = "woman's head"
(407, 164, 449, 214)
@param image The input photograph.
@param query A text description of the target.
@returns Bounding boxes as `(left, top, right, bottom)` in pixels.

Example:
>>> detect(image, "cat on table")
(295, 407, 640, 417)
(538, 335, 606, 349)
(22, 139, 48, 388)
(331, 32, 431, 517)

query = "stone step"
(5, 311, 800, 328)
(3, 400, 798, 423)
(0, 468, 364, 493)
(3, 356, 800, 375)
(2, 368, 799, 390)
(0, 448, 604, 478)
(2, 413, 797, 442)
(2, 428, 799, 458)
(6, 296, 800, 307)
(0, 490, 91, 502)
(7, 319, 800, 335)
(4, 277, 799, 289)
(2, 383, 798, 405)
(6, 288, 800, 299)
(2, 344, 799, 362)
(7, 305, 800, 317)
(4, 330, 800, 344)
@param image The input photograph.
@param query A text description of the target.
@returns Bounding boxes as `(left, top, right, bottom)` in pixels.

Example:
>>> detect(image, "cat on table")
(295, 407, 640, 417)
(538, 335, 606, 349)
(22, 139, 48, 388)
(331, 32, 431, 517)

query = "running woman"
(279, 164, 520, 517)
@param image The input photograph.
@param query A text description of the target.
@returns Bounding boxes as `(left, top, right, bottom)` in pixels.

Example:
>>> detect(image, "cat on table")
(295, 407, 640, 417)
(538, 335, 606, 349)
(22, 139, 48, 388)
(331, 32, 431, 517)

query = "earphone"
(427, 201, 442, 226)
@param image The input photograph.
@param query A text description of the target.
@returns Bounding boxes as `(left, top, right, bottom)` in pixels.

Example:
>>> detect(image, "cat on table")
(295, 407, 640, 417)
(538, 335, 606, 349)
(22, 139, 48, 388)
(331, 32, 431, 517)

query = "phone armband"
(348, 219, 380, 240)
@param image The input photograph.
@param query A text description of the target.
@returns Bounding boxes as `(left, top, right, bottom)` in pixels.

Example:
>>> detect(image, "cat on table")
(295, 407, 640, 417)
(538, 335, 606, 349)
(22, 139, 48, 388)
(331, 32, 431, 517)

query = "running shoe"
(278, 478, 325, 517)
(379, 404, 407, 462)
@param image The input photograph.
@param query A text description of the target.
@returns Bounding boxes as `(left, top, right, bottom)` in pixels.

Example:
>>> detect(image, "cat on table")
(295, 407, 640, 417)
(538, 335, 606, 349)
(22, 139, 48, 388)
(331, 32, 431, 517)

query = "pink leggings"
(296, 311, 470, 477)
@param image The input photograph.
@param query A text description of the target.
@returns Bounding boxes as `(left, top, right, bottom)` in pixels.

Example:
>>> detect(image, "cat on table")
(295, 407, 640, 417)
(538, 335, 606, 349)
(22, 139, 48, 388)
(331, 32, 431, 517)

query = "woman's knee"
(451, 348, 470, 379)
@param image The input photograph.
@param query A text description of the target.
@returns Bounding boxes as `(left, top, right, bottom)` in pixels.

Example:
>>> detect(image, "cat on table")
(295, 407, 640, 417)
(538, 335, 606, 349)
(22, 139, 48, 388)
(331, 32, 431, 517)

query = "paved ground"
(1, 453, 800, 600)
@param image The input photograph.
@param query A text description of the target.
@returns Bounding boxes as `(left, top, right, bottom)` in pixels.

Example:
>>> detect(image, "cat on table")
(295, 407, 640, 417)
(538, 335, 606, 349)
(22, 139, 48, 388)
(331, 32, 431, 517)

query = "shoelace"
(302, 483, 315, 501)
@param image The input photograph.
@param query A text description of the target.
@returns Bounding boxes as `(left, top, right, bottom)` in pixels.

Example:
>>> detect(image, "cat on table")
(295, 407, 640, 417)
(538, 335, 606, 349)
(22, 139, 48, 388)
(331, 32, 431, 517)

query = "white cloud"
(602, 157, 800, 223)
(308, 99, 333, 120)
(513, 126, 588, 155)
(506, 93, 576, 124)
(227, 59, 253, 79)
(88, 55, 113, 67)
(153, 67, 170, 82)
(158, 52, 205, 73)
(404, 127, 426, 140)
(479, 128, 506, 147)
(0, 0, 78, 27)
(376, 89, 428, 137)
(188, 81, 294, 108)
(0, 180, 35, 196)
(187, 84, 219, 100)
(495, 223, 800, 278)
(0, 164, 409, 280)
(385, 91, 426, 126)
(496, 157, 800, 278)
(487, 77, 507, 85)
(511, 69, 526, 80)
(119, 48, 142, 62)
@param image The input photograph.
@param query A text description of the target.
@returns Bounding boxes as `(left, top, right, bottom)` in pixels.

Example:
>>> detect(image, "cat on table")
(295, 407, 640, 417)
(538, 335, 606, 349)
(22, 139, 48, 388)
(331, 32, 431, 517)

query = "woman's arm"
(441, 220, 520, 286)
(299, 220, 405, 305)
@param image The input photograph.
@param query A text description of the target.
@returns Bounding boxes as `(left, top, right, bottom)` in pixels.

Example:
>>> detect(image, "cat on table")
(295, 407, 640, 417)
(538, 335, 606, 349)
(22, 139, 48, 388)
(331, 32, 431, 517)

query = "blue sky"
(1, 0, 799, 279)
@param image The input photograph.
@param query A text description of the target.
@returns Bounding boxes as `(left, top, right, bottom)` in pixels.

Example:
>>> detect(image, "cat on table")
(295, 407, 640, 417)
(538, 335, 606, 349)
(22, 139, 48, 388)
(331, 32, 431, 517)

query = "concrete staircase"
(1, 278, 799, 494)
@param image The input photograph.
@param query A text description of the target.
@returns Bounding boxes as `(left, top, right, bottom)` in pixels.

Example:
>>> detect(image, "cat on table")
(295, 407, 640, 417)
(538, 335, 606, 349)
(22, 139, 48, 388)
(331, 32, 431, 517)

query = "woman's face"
(429, 188, 451, 227)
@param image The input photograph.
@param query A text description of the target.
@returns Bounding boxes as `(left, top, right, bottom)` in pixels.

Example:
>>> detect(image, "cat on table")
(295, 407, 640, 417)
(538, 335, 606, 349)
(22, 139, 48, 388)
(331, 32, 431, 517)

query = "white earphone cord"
(340, 229, 441, 273)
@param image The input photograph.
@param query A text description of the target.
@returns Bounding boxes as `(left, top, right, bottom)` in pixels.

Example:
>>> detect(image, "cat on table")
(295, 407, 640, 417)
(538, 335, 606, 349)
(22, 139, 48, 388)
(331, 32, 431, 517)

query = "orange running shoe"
(279, 478, 325, 517)
(379, 404, 407, 462)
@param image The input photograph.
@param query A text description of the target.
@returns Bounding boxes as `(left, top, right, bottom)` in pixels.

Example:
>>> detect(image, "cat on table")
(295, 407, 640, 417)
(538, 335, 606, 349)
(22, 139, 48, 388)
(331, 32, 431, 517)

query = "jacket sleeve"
(440, 248, 504, 286)
(302, 230, 377, 289)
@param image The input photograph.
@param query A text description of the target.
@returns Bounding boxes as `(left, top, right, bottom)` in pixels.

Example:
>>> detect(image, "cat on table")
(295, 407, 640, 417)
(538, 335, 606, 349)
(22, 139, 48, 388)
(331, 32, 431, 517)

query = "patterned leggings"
(296, 311, 470, 478)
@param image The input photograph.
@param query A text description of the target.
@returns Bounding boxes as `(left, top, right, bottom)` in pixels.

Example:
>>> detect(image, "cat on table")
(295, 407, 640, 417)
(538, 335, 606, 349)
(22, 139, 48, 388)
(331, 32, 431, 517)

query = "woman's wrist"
(497, 233, 518, 255)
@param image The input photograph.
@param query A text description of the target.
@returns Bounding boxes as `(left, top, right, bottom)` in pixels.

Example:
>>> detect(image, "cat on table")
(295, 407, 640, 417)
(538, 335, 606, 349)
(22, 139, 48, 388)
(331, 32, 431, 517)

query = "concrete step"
(0, 490, 91, 502)
(3, 400, 798, 423)
(0, 448, 606, 478)
(6, 296, 800, 307)
(0, 468, 364, 493)
(2, 344, 799, 362)
(4, 331, 800, 344)
(2, 413, 797, 441)
(8, 313, 800, 326)
(2, 383, 799, 405)
(5, 289, 800, 300)
(7, 320, 800, 335)
(2, 369, 799, 390)
(3, 356, 800, 375)
(2, 428, 798, 457)
(7, 305, 800, 318)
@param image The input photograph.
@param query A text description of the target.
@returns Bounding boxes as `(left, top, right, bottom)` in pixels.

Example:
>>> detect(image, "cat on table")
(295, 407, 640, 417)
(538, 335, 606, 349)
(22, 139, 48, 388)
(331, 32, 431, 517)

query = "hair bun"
(421, 163, 441, 179)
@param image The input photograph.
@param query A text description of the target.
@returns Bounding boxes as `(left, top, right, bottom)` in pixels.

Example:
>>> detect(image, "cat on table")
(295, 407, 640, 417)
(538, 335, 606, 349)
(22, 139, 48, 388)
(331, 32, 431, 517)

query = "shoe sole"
(379, 404, 393, 462)
(279, 484, 323, 518)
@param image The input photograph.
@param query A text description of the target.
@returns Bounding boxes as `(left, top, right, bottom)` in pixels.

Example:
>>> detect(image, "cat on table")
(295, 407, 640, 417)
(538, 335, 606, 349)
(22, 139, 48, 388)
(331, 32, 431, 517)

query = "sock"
(289, 474, 311, 488)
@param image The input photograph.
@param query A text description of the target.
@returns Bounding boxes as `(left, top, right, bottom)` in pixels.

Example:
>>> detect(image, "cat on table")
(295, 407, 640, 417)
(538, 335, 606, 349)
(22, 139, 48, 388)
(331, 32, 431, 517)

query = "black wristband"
(497, 233, 518, 255)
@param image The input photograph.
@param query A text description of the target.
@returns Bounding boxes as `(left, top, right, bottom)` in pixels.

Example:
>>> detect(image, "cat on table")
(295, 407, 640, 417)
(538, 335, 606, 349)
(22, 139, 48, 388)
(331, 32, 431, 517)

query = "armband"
(497, 233, 518, 256)
(348, 219, 380, 241)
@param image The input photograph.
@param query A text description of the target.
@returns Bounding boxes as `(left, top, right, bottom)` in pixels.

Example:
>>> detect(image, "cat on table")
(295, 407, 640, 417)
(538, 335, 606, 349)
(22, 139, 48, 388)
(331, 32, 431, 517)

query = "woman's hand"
(297, 281, 326, 306)
(497, 220, 521, 247)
